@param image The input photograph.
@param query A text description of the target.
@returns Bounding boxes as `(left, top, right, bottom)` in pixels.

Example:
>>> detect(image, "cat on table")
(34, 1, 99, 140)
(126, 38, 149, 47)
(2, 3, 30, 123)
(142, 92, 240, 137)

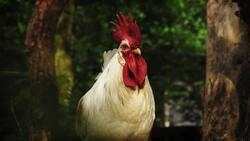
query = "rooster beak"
(133, 48, 141, 55)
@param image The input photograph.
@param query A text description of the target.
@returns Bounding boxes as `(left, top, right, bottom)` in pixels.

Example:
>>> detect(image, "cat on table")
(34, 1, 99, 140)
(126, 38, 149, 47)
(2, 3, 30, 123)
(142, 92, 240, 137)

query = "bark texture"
(25, 0, 68, 141)
(203, 0, 250, 141)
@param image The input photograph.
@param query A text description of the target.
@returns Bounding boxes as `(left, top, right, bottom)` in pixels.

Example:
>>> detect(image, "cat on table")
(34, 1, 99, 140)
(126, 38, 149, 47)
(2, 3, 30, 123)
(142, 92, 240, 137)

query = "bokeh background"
(0, 0, 206, 140)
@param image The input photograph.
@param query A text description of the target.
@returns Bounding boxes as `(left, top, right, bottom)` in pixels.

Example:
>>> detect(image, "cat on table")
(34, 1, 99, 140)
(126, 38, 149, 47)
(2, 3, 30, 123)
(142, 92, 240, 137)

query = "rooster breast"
(76, 50, 155, 141)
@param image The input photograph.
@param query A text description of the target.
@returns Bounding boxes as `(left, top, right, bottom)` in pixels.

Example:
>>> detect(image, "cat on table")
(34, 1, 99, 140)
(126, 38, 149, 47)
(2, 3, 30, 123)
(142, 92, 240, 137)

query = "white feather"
(102, 49, 118, 70)
(76, 49, 155, 141)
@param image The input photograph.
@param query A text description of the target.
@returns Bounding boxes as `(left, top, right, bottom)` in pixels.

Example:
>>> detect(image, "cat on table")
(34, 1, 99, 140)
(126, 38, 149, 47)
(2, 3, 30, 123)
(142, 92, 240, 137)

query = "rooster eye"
(121, 45, 130, 51)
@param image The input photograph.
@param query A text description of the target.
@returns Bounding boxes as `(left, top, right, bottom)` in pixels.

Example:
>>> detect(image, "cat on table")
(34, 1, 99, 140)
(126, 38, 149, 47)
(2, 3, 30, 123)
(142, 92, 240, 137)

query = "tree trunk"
(203, 0, 250, 141)
(25, 0, 68, 141)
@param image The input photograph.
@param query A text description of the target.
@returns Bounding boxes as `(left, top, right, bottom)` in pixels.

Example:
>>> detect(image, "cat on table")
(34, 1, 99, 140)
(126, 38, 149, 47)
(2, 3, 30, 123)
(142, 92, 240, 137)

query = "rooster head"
(112, 12, 147, 90)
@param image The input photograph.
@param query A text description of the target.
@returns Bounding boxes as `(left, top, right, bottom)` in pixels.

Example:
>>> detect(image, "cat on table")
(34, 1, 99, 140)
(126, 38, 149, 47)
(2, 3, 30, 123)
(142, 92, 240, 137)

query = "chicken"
(76, 12, 155, 141)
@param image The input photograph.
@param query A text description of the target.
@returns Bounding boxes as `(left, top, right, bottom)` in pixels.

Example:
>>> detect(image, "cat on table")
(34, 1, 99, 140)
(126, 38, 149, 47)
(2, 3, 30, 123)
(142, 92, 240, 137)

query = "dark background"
(0, 0, 206, 140)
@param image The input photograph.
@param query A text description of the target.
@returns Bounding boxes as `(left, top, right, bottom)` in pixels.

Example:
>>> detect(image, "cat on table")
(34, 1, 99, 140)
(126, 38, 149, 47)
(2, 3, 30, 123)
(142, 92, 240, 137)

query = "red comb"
(112, 12, 141, 48)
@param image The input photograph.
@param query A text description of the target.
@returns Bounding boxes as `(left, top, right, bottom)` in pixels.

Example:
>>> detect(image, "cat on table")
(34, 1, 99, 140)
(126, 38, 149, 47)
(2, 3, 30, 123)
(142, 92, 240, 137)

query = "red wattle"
(122, 53, 147, 89)
(134, 56, 147, 88)
(122, 63, 137, 89)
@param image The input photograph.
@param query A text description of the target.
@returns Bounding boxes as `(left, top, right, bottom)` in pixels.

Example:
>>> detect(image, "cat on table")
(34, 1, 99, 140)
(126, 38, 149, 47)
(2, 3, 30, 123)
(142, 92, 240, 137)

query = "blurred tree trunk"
(25, 0, 68, 141)
(203, 0, 250, 141)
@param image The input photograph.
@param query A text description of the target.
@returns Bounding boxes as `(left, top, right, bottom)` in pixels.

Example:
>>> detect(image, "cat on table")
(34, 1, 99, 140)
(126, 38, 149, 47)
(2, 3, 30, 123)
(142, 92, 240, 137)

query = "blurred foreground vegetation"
(0, 0, 206, 140)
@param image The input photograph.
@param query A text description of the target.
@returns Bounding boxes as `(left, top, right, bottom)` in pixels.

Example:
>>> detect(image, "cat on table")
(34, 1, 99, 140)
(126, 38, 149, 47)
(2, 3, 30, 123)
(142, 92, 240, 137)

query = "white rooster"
(76, 12, 155, 141)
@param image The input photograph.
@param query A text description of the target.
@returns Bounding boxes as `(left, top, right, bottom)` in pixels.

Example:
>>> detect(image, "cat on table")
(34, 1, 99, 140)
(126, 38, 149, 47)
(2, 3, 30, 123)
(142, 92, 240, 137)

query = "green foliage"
(0, 0, 32, 71)
(55, 48, 74, 108)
